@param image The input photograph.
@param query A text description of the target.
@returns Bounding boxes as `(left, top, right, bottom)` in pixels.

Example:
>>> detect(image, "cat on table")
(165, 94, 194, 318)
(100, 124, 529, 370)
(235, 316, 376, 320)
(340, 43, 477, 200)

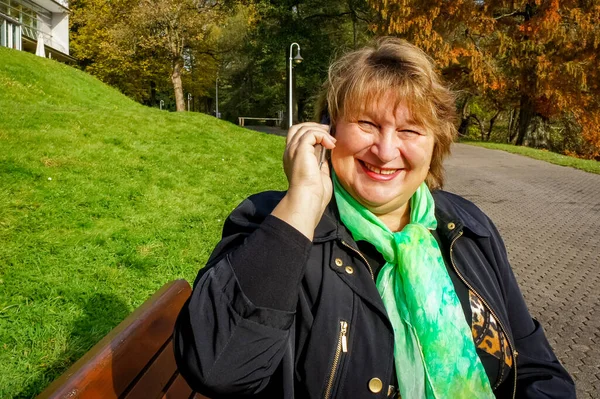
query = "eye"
(398, 129, 423, 138)
(358, 120, 377, 128)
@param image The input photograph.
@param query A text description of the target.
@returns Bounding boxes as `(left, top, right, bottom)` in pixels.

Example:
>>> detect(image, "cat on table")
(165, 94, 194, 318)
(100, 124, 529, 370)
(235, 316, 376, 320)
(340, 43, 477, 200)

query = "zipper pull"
(340, 321, 348, 353)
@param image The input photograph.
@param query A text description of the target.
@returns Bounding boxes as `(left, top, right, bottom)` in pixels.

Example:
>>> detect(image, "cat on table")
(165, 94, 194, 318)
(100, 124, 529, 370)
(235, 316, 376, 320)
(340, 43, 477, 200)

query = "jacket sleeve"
(486, 219, 576, 398)
(173, 193, 312, 397)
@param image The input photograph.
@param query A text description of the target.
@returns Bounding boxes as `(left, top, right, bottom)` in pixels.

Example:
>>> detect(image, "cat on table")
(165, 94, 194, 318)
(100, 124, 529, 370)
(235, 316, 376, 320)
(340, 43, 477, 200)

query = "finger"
(286, 122, 330, 145)
(318, 132, 337, 149)
(286, 127, 324, 159)
(294, 129, 336, 156)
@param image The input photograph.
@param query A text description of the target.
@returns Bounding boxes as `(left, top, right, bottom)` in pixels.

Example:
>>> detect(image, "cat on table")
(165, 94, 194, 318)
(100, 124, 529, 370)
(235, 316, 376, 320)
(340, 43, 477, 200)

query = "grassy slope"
(463, 141, 600, 174)
(0, 47, 286, 398)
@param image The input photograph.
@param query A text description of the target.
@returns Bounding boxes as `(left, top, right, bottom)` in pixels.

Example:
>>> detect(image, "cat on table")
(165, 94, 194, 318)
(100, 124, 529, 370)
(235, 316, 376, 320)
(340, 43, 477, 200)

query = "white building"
(0, 0, 74, 62)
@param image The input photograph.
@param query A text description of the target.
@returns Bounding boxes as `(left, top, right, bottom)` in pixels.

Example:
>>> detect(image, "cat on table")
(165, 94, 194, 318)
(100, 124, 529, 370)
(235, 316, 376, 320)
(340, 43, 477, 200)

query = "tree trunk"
(516, 94, 534, 146)
(172, 57, 185, 112)
(149, 81, 157, 107)
(487, 109, 501, 141)
(515, 4, 538, 146)
(471, 114, 485, 141)
(457, 96, 471, 136)
(508, 109, 517, 143)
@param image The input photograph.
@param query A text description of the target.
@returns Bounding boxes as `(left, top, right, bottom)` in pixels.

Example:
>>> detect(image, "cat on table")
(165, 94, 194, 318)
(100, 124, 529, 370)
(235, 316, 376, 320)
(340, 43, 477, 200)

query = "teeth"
(364, 162, 398, 175)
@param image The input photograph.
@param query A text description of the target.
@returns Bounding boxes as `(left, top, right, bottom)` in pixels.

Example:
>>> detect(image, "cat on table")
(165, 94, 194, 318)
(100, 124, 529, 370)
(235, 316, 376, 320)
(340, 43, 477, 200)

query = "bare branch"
(302, 12, 352, 21)
(493, 10, 527, 20)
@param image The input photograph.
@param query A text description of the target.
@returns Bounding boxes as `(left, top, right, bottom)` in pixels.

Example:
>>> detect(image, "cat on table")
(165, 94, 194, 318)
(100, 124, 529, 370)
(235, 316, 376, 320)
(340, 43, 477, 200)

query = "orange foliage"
(576, 112, 600, 158)
(368, 0, 600, 155)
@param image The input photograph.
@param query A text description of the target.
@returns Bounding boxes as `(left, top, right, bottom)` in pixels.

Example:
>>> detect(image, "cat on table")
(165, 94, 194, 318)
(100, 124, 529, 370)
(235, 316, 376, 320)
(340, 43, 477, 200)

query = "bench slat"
(37, 280, 192, 399)
(123, 340, 178, 399)
(161, 373, 192, 399)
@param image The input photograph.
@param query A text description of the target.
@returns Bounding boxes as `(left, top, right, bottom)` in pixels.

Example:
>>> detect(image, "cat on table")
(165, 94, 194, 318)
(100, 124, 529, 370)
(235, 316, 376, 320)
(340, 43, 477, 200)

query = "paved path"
(444, 144, 600, 398)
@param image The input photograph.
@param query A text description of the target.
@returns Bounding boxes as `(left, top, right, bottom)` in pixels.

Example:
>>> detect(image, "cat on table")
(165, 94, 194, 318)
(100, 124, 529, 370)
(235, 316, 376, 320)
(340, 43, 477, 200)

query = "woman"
(174, 38, 575, 398)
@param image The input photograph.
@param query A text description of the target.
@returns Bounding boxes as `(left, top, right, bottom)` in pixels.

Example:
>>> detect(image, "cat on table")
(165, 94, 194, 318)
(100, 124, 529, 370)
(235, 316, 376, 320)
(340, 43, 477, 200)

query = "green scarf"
(332, 172, 494, 399)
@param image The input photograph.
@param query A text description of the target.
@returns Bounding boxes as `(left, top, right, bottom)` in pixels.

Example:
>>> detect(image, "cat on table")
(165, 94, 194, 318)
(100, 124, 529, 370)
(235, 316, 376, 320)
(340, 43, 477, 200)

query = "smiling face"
(331, 92, 435, 221)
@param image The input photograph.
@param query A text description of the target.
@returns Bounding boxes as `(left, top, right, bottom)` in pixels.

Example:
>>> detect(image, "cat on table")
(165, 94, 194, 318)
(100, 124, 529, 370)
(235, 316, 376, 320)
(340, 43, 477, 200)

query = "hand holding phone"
(273, 121, 336, 240)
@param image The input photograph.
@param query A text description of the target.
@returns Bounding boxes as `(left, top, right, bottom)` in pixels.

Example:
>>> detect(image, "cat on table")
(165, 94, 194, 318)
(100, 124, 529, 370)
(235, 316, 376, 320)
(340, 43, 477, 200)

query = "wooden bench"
(38, 279, 209, 399)
(237, 116, 282, 127)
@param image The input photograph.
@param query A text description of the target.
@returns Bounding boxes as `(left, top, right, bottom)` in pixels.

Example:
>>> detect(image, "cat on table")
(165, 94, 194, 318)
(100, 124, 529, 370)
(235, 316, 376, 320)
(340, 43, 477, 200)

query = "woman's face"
(331, 95, 435, 217)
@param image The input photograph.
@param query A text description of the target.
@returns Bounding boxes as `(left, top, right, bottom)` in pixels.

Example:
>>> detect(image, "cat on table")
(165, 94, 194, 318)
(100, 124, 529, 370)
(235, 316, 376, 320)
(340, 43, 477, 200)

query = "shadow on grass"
(15, 293, 130, 399)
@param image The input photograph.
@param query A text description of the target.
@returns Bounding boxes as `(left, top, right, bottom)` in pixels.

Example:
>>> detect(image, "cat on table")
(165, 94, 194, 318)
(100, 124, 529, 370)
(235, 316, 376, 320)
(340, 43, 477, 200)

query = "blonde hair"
(316, 37, 457, 189)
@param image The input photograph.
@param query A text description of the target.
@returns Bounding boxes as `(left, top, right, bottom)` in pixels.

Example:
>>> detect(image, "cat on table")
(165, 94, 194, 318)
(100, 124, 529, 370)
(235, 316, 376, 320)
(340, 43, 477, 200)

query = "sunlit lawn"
(0, 48, 286, 398)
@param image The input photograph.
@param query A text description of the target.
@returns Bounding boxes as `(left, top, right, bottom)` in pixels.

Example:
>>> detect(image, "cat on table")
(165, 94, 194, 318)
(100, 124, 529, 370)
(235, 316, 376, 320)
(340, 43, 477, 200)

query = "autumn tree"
(368, 0, 600, 158)
(70, 0, 168, 103)
(126, 0, 225, 111)
(71, 0, 240, 111)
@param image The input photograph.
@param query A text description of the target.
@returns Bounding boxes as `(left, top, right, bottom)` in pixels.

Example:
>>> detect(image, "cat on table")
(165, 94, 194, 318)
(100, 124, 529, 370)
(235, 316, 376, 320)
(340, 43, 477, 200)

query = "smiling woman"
(330, 97, 435, 232)
(174, 37, 575, 398)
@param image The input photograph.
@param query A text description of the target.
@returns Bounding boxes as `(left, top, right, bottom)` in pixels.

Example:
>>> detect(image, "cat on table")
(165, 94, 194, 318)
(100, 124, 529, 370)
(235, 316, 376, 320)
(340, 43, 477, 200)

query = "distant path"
(445, 144, 600, 399)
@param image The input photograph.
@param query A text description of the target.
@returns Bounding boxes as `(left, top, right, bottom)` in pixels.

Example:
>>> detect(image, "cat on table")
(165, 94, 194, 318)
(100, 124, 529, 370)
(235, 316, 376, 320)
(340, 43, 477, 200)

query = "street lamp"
(288, 42, 303, 128)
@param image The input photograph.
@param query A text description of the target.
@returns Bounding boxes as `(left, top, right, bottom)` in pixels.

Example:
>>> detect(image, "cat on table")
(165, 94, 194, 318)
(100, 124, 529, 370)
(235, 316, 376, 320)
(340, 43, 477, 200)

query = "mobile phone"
(317, 144, 327, 169)
(317, 111, 331, 169)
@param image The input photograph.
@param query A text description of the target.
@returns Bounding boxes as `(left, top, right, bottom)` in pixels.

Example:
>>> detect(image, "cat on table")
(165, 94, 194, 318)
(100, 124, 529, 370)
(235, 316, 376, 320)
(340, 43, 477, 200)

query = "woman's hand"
(271, 122, 336, 240)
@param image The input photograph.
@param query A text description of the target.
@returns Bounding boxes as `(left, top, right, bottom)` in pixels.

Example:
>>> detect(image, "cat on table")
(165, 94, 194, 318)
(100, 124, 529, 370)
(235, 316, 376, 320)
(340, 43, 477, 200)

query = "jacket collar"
(432, 190, 491, 241)
(313, 189, 491, 243)
(313, 194, 347, 243)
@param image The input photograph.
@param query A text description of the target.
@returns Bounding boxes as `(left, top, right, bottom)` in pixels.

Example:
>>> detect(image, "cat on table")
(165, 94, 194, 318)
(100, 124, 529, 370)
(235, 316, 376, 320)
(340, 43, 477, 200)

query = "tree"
(70, 0, 167, 103)
(127, 0, 225, 111)
(368, 0, 600, 158)
(71, 0, 233, 111)
(215, 0, 377, 123)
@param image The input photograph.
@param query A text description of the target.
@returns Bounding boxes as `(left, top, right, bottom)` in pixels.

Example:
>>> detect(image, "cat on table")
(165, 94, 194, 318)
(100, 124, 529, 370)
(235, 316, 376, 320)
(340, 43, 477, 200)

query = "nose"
(370, 130, 399, 163)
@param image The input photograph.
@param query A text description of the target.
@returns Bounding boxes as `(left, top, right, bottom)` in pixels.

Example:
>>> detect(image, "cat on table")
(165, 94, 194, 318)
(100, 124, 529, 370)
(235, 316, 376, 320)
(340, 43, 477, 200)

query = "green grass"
(462, 140, 600, 174)
(0, 47, 287, 398)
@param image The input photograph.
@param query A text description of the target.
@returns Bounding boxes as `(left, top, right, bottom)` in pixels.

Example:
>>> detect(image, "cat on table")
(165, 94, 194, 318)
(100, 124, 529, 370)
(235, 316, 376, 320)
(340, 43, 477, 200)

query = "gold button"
(447, 222, 456, 230)
(345, 266, 354, 274)
(335, 258, 343, 267)
(368, 377, 383, 393)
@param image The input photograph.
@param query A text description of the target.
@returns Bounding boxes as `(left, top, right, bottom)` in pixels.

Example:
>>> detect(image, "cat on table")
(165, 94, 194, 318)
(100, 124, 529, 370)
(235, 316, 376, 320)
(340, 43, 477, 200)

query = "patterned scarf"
(332, 172, 494, 399)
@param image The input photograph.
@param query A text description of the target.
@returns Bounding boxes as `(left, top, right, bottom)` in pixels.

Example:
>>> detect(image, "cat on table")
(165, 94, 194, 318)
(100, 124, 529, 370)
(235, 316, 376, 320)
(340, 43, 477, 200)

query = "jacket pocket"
(323, 320, 349, 399)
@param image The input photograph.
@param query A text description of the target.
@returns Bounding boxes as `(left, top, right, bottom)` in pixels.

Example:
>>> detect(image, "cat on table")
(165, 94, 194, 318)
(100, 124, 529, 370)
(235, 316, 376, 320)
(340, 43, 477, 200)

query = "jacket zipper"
(324, 321, 349, 399)
(449, 231, 518, 398)
(341, 240, 374, 280)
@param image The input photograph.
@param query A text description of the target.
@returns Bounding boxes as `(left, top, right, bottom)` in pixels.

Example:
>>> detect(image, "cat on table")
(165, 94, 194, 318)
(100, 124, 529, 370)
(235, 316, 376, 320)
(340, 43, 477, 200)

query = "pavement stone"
(444, 144, 600, 399)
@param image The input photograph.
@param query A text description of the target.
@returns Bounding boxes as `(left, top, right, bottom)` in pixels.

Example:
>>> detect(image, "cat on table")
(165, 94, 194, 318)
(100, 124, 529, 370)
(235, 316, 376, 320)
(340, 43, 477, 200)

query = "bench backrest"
(38, 279, 208, 399)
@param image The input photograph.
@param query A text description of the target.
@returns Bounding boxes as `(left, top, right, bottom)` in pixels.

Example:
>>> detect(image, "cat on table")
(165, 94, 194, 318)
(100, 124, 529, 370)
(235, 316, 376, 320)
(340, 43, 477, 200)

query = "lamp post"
(288, 42, 303, 128)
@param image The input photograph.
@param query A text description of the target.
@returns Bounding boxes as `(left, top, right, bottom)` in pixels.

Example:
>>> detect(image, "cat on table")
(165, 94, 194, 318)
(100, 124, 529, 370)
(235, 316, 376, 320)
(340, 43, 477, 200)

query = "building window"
(13, 19, 20, 49)
(0, 20, 5, 47)
(0, 0, 38, 38)
(0, 18, 21, 49)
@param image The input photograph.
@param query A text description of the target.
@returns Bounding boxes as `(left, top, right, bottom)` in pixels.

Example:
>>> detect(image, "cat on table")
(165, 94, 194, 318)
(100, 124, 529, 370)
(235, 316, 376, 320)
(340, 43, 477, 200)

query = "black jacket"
(174, 190, 575, 398)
